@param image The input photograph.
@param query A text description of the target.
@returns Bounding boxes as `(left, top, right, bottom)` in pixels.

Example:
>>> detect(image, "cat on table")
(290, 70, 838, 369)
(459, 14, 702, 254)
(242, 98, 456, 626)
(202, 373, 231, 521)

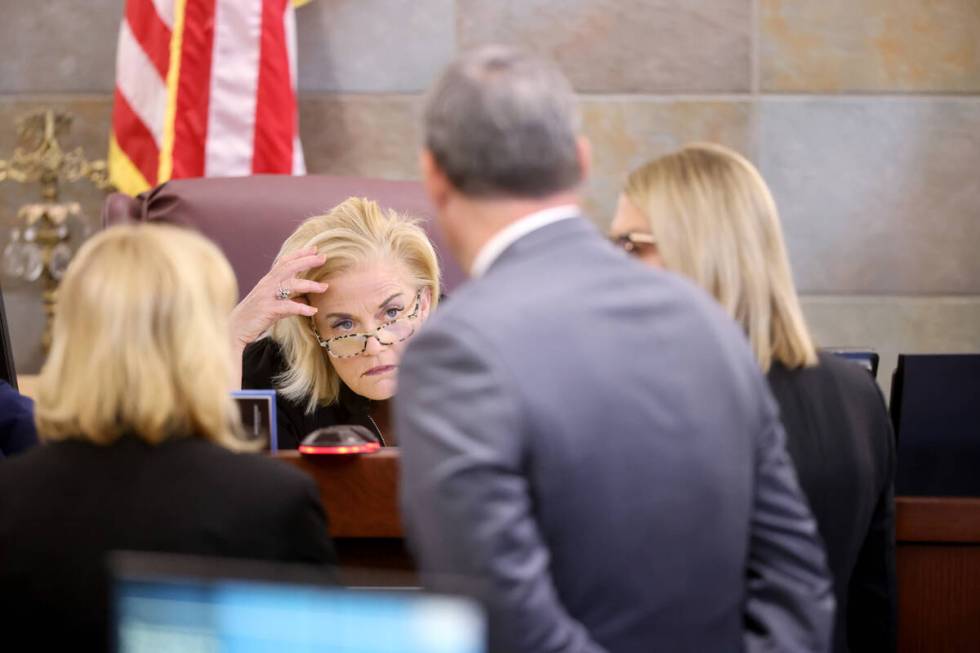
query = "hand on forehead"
(309, 260, 415, 318)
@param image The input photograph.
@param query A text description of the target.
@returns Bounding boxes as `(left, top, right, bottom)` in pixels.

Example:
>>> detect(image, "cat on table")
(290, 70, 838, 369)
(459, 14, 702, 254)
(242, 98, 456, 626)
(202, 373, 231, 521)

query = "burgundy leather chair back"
(101, 175, 466, 298)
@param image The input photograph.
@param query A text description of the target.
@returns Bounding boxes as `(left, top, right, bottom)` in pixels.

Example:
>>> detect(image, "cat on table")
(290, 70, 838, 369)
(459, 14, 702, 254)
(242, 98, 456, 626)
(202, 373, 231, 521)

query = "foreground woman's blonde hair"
(271, 197, 441, 413)
(35, 224, 242, 447)
(624, 143, 817, 371)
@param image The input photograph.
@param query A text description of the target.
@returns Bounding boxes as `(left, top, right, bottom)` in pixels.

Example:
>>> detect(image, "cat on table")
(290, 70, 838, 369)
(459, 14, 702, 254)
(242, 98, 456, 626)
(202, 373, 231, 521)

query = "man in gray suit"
(395, 45, 833, 653)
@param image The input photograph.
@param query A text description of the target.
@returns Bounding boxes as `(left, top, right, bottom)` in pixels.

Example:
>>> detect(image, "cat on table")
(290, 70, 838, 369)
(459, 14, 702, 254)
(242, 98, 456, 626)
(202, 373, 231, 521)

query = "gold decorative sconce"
(0, 109, 113, 350)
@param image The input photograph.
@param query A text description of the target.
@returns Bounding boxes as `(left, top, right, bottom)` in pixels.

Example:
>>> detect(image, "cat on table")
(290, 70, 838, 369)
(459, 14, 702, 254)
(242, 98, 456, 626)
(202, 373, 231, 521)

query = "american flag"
(109, 0, 305, 196)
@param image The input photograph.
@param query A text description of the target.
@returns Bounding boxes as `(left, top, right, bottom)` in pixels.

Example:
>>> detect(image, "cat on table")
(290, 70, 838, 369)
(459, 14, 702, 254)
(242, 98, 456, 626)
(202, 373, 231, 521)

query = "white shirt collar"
(470, 204, 580, 277)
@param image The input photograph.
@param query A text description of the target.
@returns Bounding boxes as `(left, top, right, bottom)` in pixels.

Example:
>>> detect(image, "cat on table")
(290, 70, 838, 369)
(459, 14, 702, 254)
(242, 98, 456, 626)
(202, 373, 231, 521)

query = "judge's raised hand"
(230, 246, 329, 352)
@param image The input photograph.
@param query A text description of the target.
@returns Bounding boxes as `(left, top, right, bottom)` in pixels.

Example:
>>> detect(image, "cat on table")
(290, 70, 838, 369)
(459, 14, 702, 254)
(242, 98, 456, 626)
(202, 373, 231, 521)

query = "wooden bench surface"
(279, 448, 980, 649)
(274, 449, 402, 538)
(278, 449, 980, 544)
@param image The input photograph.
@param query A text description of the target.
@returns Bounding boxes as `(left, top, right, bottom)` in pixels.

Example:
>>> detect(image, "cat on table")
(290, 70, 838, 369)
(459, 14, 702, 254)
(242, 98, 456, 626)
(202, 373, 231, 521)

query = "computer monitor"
(0, 280, 18, 389)
(891, 354, 980, 496)
(824, 348, 880, 379)
(112, 552, 487, 653)
(232, 389, 278, 450)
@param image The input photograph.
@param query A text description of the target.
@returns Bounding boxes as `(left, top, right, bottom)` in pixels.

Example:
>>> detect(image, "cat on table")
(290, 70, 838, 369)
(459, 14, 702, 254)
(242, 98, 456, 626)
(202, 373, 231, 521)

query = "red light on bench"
(298, 442, 381, 456)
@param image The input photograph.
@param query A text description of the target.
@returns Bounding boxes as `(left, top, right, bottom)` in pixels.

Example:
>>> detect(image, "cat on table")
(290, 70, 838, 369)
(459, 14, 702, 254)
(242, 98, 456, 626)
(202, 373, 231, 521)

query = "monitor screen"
(113, 554, 486, 653)
(0, 280, 17, 388)
(825, 348, 879, 379)
(891, 353, 980, 496)
(232, 389, 278, 451)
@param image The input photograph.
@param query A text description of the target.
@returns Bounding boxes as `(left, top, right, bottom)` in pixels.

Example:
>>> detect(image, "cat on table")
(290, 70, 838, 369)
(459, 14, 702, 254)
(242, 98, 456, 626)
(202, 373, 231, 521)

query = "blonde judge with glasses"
(610, 143, 896, 653)
(0, 225, 334, 651)
(233, 197, 439, 448)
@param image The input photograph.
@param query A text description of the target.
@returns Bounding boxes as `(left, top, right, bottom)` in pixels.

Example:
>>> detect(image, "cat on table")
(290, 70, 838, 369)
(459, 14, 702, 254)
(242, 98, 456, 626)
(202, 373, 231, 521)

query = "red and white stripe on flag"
(109, 0, 305, 196)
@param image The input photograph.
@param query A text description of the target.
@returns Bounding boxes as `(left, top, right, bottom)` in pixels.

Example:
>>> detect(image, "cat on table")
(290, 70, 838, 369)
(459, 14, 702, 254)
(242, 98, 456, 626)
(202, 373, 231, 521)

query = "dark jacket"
(0, 435, 335, 651)
(0, 380, 37, 458)
(768, 351, 897, 653)
(242, 337, 384, 448)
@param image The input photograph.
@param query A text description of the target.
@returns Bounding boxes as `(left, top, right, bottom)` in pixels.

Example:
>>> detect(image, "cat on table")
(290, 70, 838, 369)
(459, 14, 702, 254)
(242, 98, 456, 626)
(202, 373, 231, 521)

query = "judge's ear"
(420, 149, 451, 210)
(418, 285, 433, 321)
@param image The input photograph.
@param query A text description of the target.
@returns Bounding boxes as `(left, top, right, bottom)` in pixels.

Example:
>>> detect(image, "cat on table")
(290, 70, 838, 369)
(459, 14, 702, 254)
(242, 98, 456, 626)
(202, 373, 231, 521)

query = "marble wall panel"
(299, 94, 422, 180)
(0, 0, 122, 93)
(458, 0, 751, 92)
(761, 0, 980, 92)
(296, 0, 455, 92)
(2, 0, 456, 94)
(801, 295, 980, 401)
(757, 98, 980, 295)
(580, 98, 752, 226)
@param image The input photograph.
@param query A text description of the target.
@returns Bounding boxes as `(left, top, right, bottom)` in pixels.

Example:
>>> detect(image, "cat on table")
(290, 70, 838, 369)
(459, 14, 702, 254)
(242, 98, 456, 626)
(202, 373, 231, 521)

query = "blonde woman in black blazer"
(612, 143, 896, 653)
(0, 225, 334, 651)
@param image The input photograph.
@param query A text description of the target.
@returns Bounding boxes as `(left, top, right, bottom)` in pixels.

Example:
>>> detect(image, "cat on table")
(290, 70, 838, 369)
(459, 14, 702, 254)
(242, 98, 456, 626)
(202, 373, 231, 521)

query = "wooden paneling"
(275, 450, 413, 585)
(896, 497, 980, 653)
(274, 449, 401, 538)
(897, 545, 980, 653)
(897, 497, 980, 543)
(277, 451, 980, 648)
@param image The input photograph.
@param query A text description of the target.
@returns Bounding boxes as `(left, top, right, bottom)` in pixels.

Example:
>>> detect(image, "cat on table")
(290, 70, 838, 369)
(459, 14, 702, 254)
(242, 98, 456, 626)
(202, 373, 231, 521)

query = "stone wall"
(2, 0, 979, 398)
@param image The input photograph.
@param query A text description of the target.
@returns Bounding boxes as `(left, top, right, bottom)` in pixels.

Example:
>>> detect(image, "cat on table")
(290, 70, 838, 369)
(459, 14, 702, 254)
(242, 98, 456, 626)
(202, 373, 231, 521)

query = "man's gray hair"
(423, 45, 583, 199)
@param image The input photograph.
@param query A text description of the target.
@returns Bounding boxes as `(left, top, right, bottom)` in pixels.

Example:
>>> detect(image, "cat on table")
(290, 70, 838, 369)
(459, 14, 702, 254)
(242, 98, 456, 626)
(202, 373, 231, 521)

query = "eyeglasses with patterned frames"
(609, 232, 657, 256)
(311, 289, 424, 359)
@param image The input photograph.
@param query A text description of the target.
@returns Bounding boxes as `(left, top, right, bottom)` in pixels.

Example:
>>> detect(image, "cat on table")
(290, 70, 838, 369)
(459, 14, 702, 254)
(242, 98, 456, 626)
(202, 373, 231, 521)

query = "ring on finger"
(276, 285, 291, 301)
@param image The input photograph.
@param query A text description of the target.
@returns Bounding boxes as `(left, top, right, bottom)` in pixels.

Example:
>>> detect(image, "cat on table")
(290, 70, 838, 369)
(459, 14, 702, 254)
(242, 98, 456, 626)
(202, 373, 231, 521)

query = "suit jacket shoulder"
(397, 216, 833, 652)
(0, 435, 335, 650)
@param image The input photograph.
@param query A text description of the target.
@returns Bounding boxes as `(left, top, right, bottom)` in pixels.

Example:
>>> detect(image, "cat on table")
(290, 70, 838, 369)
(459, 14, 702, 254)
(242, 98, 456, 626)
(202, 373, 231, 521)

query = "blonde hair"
(271, 197, 441, 412)
(624, 143, 817, 371)
(35, 224, 243, 447)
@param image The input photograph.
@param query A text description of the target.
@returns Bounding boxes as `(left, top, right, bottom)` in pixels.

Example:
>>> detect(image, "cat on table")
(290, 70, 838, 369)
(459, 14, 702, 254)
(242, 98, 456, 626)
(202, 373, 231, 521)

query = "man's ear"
(576, 136, 592, 182)
(420, 149, 450, 209)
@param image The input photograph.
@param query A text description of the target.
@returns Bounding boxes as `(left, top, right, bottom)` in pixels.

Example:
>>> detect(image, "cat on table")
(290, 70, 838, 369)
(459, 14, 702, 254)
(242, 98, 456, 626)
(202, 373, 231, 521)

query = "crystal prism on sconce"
(3, 202, 88, 283)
